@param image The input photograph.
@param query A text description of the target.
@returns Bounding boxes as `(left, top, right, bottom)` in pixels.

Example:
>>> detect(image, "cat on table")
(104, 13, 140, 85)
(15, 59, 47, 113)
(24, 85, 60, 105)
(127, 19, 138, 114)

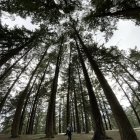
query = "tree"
(72, 23, 138, 140)
(0, 57, 33, 113)
(76, 44, 106, 140)
(11, 47, 48, 137)
(45, 44, 63, 138)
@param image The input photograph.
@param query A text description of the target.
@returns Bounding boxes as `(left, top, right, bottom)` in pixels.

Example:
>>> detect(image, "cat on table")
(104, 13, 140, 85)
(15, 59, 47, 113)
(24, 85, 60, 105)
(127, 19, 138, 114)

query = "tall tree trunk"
(118, 62, 140, 87)
(0, 58, 33, 113)
(34, 111, 40, 134)
(0, 48, 32, 81)
(114, 75, 140, 126)
(0, 29, 42, 68)
(77, 45, 105, 140)
(121, 75, 140, 103)
(79, 98, 86, 132)
(45, 45, 62, 138)
(66, 47, 72, 127)
(11, 48, 48, 138)
(77, 65, 89, 133)
(71, 100, 76, 132)
(73, 79, 81, 133)
(53, 107, 57, 135)
(18, 73, 39, 134)
(96, 93, 108, 130)
(123, 56, 140, 71)
(59, 101, 62, 133)
(72, 25, 138, 140)
(99, 93, 112, 130)
(27, 63, 48, 134)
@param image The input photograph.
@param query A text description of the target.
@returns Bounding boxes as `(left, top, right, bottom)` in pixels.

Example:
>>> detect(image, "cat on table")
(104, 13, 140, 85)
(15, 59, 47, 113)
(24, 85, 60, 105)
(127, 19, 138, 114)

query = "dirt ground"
(0, 130, 140, 140)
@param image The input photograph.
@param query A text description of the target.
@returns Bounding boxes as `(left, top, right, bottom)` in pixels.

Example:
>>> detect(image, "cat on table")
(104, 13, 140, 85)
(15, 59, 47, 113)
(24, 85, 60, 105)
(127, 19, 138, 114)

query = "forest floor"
(0, 129, 140, 140)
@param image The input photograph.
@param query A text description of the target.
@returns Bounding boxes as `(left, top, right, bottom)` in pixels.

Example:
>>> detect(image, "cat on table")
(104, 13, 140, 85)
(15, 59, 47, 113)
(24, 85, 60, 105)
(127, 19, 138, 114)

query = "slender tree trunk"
(77, 65, 89, 133)
(11, 48, 48, 138)
(0, 29, 42, 68)
(53, 107, 57, 135)
(73, 79, 81, 133)
(99, 93, 112, 130)
(96, 93, 108, 130)
(118, 62, 140, 87)
(71, 101, 76, 132)
(59, 101, 62, 133)
(121, 75, 140, 103)
(27, 64, 48, 134)
(77, 45, 105, 140)
(34, 111, 40, 134)
(73, 25, 138, 140)
(66, 47, 72, 127)
(114, 75, 140, 126)
(0, 58, 32, 113)
(45, 45, 62, 138)
(0, 48, 32, 81)
(81, 107, 85, 132)
(123, 56, 140, 71)
(18, 73, 39, 134)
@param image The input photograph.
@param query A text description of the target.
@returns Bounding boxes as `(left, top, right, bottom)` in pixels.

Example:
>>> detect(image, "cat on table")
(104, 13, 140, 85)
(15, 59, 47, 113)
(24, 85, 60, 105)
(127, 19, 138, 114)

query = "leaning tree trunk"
(11, 47, 48, 138)
(77, 45, 106, 140)
(114, 75, 140, 125)
(27, 63, 48, 134)
(18, 73, 39, 134)
(72, 24, 138, 140)
(96, 93, 108, 130)
(0, 58, 32, 113)
(0, 29, 43, 68)
(0, 47, 32, 81)
(45, 45, 62, 138)
(73, 78, 81, 133)
(121, 75, 140, 103)
(118, 62, 140, 87)
(123, 56, 140, 71)
(99, 93, 112, 130)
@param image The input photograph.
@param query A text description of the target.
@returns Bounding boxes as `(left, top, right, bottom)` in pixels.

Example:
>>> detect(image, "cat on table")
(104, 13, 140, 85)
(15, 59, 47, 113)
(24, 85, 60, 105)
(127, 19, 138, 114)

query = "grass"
(0, 130, 140, 140)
